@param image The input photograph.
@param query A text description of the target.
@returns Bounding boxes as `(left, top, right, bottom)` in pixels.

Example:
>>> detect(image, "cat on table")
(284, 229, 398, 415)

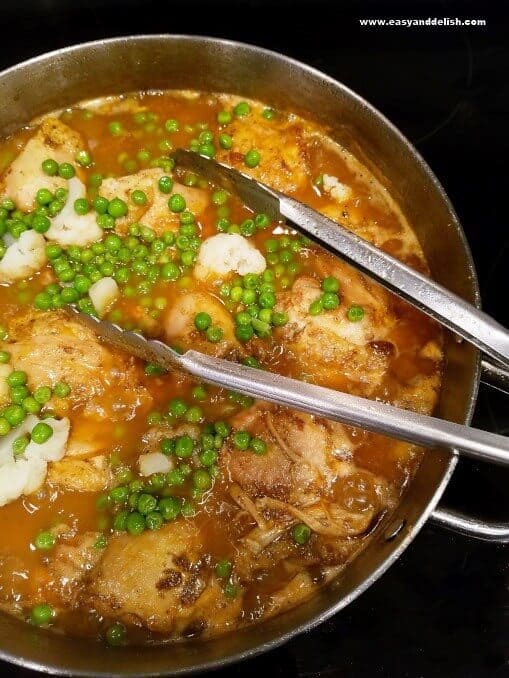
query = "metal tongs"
(70, 150, 509, 466)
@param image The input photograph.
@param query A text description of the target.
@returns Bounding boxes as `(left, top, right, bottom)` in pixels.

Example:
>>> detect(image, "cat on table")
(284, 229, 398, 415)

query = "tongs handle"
(279, 196, 509, 370)
(180, 350, 509, 466)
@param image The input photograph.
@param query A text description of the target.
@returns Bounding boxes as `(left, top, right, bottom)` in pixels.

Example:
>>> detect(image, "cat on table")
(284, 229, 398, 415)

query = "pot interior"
(0, 36, 480, 676)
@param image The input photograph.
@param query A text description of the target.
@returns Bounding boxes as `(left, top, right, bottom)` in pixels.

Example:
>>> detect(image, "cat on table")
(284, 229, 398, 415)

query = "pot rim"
(0, 34, 481, 677)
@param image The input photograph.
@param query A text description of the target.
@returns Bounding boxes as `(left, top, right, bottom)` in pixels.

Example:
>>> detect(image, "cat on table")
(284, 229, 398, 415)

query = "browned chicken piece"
(222, 404, 394, 542)
(6, 309, 151, 416)
(83, 520, 241, 636)
(47, 455, 112, 492)
(0, 118, 83, 210)
(48, 531, 103, 605)
(275, 272, 396, 395)
(215, 105, 310, 194)
(100, 169, 208, 234)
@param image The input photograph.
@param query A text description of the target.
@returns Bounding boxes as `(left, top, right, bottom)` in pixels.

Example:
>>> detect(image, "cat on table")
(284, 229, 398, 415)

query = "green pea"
(0, 351, 10, 364)
(322, 276, 340, 293)
(36, 188, 53, 206)
(185, 406, 203, 423)
(206, 326, 224, 343)
(168, 194, 186, 213)
(347, 305, 365, 322)
(53, 381, 71, 398)
(240, 219, 256, 237)
(217, 110, 232, 125)
(31, 422, 53, 444)
(175, 435, 193, 459)
(88, 173, 103, 188)
(233, 430, 251, 450)
(322, 292, 340, 310)
(74, 198, 89, 215)
(214, 421, 231, 438)
(224, 582, 238, 598)
(105, 621, 126, 646)
(134, 111, 148, 125)
(92, 197, 108, 215)
(7, 382, 25, 405)
(12, 433, 29, 455)
(0, 418, 11, 436)
(262, 107, 276, 120)
(30, 603, 53, 626)
(271, 311, 288, 326)
(233, 101, 251, 117)
(108, 120, 123, 136)
(75, 149, 92, 167)
(218, 133, 233, 150)
(309, 298, 323, 316)
(41, 158, 59, 176)
(258, 292, 276, 309)
(160, 438, 175, 456)
(34, 530, 56, 550)
(112, 510, 129, 531)
(126, 511, 145, 535)
(211, 190, 228, 206)
(58, 163, 75, 180)
(292, 523, 311, 545)
(46, 243, 62, 260)
(193, 469, 212, 491)
(145, 511, 163, 531)
(250, 437, 267, 455)
(7, 370, 27, 387)
(243, 356, 260, 368)
(265, 238, 279, 253)
(158, 496, 181, 521)
(244, 150, 261, 168)
(22, 397, 41, 414)
(109, 485, 129, 503)
(137, 493, 158, 515)
(194, 312, 212, 332)
(215, 559, 232, 578)
(168, 398, 188, 418)
(107, 198, 128, 218)
(131, 189, 148, 206)
(200, 448, 218, 467)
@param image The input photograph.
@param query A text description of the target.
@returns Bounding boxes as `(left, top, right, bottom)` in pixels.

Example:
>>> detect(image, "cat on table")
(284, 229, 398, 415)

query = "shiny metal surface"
(430, 507, 509, 543)
(0, 34, 500, 676)
(174, 150, 509, 369)
(73, 309, 509, 466)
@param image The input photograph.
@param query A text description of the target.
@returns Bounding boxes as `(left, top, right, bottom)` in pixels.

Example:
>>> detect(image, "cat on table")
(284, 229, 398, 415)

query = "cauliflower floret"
(138, 452, 173, 477)
(45, 176, 102, 247)
(88, 277, 119, 318)
(194, 233, 266, 281)
(0, 415, 70, 506)
(322, 174, 352, 203)
(0, 230, 47, 283)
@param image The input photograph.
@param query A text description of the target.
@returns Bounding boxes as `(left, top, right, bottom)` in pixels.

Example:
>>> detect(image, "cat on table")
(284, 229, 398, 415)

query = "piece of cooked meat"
(48, 531, 103, 605)
(47, 455, 112, 492)
(6, 309, 151, 416)
(0, 118, 82, 210)
(82, 520, 241, 636)
(215, 102, 310, 194)
(275, 272, 396, 395)
(100, 168, 208, 234)
(223, 405, 356, 503)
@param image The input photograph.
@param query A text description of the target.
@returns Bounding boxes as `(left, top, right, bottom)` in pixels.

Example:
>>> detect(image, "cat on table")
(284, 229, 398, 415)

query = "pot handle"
(430, 507, 509, 543)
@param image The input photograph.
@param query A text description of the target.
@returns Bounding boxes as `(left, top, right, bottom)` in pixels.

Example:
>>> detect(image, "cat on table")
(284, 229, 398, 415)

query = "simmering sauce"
(0, 91, 442, 645)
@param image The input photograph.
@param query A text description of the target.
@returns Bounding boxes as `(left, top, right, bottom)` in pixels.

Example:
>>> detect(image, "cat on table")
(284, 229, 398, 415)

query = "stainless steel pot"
(0, 35, 506, 677)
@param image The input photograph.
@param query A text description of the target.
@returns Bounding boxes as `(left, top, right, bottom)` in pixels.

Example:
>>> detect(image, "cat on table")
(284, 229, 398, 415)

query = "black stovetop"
(1, 1, 508, 676)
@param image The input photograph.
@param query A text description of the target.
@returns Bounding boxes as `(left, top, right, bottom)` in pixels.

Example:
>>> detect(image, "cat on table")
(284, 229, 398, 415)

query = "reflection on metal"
(431, 507, 509, 543)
